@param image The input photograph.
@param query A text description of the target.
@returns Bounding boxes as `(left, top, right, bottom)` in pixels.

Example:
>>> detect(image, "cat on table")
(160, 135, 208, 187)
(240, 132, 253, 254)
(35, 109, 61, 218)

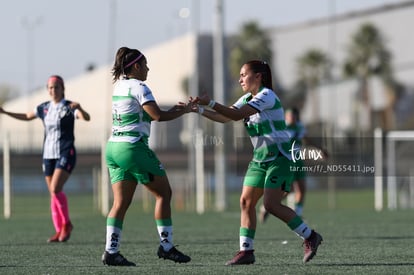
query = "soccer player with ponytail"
(0, 75, 90, 243)
(192, 60, 323, 265)
(102, 47, 192, 266)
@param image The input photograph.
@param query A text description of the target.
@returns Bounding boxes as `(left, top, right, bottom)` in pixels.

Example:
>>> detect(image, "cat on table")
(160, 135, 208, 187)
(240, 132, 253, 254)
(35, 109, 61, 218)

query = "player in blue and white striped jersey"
(0, 75, 90, 243)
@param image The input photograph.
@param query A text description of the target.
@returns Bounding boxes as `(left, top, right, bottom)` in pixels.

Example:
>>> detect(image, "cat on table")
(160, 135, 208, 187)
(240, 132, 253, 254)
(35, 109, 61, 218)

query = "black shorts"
(42, 149, 76, 176)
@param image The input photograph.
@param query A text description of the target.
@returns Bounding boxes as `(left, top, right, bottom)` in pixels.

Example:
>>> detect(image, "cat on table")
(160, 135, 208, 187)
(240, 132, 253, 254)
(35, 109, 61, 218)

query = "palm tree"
(296, 48, 331, 122)
(342, 22, 393, 132)
(228, 21, 273, 101)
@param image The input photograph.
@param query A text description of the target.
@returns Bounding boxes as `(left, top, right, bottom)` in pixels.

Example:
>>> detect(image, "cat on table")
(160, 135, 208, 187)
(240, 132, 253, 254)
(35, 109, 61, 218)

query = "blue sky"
(0, 0, 403, 95)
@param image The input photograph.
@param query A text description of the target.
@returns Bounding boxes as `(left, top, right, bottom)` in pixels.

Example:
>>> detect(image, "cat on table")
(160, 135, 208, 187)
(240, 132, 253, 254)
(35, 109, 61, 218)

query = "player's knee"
(239, 197, 254, 210)
(263, 200, 282, 215)
(155, 187, 172, 202)
(50, 186, 63, 195)
(262, 200, 272, 212)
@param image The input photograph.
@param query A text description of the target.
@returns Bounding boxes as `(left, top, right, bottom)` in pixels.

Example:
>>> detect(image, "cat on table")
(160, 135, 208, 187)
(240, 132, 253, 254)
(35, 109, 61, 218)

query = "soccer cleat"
(47, 231, 61, 243)
(157, 245, 191, 263)
(102, 251, 136, 266)
(225, 250, 255, 265)
(303, 230, 323, 263)
(58, 222, 73, 242)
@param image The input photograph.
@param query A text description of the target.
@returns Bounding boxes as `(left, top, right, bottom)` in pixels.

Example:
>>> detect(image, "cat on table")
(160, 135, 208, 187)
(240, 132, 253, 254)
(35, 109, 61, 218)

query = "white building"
(0, 33, 212, 152)
(269, 0, 414, 131)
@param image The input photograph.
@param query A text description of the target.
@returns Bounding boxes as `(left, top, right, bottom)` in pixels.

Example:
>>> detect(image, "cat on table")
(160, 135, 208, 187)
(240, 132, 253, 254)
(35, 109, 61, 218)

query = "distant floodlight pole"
(213, 0, 227, 211)
(21, 15, 42, 149)
(327, 0, 337, 210)
(107, 0, 117, 65)
(100, 0, 118, 216)
(185, 1, 205, 213)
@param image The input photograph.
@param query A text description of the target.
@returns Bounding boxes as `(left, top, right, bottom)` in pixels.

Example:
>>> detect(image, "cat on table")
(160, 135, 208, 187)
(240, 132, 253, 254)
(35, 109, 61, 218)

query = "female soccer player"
(192, 60, 323, 264)
(102, 47, 191, 266)
(0, 75, 90, 242)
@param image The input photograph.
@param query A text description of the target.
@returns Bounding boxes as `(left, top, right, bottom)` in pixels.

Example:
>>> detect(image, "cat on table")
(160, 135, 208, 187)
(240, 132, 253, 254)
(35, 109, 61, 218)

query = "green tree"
(228, 21, 273, 101)
(343, 23, 392, 83)
(342, 22, 394, 131)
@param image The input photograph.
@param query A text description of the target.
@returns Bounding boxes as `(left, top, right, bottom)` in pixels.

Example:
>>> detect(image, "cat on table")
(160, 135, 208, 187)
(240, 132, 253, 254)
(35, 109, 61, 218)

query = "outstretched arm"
(196, 106, 232, 123)
(70, 102, 91, 121)
(0, 107, 36, 121)
(143, 101, 191, 122)
(194, 94, 258, 121)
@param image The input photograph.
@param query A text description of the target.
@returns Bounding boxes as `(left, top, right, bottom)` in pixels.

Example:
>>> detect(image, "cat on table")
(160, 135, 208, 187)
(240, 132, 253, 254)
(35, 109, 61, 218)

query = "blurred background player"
(260, 107, 328, 222)
(0, 75, 90, 242)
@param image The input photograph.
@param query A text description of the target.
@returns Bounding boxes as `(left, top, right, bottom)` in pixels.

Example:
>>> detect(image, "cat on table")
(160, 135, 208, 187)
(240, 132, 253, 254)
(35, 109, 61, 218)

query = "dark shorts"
(42, 148, 76, 176)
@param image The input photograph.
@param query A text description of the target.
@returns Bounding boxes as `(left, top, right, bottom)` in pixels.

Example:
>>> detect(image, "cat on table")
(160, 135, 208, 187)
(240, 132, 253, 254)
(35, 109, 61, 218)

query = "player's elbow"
(152, 113, 162, 121)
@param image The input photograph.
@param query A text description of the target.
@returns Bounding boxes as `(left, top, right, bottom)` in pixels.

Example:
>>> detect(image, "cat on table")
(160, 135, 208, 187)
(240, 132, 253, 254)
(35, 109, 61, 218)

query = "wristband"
(208, 99, 216, 108)
(198, 106, 205, 115)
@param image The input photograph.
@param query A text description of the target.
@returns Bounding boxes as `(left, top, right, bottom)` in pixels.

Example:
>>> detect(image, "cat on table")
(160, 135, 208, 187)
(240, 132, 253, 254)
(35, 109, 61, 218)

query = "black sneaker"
(225, 250, 255, 265)
(303, 230, 323, 263)
(157, 245, 191, 263)
(102, 251, 136, 266)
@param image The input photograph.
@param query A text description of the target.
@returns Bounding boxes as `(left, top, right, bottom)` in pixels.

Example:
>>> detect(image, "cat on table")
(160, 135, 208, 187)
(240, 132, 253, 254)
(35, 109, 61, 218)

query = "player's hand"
(171, 102, 185, 112)
(192, 93, 211, 106)
(174, 101, 194, 113)
(69, 102, 81, 110)
(187, 97, 200, 113)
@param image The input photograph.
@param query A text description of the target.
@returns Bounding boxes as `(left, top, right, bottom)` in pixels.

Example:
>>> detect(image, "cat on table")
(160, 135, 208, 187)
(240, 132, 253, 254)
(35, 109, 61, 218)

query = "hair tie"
(124, 54, 143, 69)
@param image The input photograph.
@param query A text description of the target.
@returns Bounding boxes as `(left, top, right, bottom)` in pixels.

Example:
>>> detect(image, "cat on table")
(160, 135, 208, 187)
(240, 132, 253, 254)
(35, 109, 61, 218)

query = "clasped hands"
(173, 94, 212, 114)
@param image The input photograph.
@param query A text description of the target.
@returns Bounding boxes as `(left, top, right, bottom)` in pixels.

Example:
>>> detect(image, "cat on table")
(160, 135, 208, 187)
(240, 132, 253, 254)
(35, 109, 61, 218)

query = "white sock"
(240, 236, 254, 251)
(293, 222, 312, 240)
(105, 225, 122, 254)
(157, 225, 173, 251)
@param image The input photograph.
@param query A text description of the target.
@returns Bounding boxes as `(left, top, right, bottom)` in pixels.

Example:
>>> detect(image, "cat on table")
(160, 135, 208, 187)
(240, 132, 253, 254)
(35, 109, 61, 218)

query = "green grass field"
(1, 190, 413, 274)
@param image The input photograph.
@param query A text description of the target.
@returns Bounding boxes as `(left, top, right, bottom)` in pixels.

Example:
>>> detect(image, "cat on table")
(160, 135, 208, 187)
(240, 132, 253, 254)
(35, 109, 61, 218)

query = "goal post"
(374, 128, 383, 211)
(3, 132, 11, 219)
(385, 130, 414, 210)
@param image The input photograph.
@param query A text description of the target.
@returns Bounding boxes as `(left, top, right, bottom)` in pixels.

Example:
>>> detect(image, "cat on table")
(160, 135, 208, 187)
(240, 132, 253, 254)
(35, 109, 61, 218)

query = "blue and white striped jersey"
(35, 99, 77, 159)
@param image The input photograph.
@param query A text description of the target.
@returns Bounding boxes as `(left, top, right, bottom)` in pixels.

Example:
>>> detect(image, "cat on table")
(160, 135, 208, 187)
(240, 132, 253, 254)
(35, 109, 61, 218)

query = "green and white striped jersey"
(233, 87, 292, 162)
(109, 78, 155, 144)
